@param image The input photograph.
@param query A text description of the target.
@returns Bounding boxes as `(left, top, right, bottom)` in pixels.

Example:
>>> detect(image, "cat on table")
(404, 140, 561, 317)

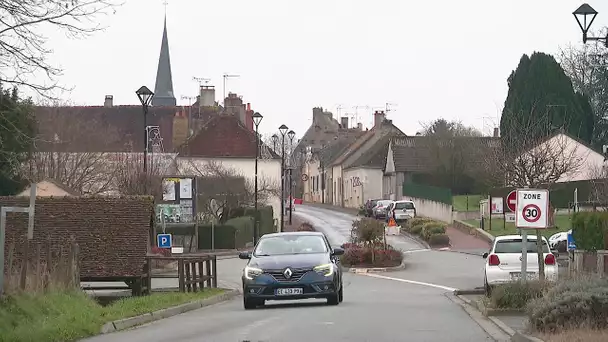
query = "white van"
(390, 200, 416, 221)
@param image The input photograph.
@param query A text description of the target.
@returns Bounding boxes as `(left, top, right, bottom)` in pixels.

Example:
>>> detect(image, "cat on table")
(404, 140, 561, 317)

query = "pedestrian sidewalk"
(444, 226, 491, 255)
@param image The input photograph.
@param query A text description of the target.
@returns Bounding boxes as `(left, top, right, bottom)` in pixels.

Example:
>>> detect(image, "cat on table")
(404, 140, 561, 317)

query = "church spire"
(152, 13, 176, 106)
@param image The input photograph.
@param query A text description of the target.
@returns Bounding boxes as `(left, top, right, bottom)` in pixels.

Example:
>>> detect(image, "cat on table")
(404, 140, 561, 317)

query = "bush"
(572, 212, 608, 251)
(490, 280, 548, 309)
(428, 234, 450, 247)
(410, 224, 424, 235)
(150, 246, 171, 257)
(351, 218, 384, 245)
(297, 222, 315, 231)
(358, 205, 367, 216)
(409, 217, 433, 230)
(341, 245, 403, 267)
(527, 278, 608, 332)
(421, 222, 446, 240)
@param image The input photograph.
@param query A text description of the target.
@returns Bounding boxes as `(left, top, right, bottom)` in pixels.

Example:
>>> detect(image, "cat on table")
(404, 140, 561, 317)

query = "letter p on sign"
(157, 233, 172, 248)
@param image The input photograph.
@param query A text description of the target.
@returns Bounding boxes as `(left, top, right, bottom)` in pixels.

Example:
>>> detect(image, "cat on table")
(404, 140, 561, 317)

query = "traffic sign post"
(157, 233, 172, 249)
(506, 190, 517, 212)
(515, 189, 549, 229)
(515, 188, 550, 283)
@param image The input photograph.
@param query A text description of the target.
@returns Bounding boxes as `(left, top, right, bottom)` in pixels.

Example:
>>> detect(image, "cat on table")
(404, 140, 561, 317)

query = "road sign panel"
(567, 232, 576, 250)
(515, 189, 549, 229)
(157, 233, 172, 248)
(506, 190, 517, 212)
(522, 204, 541, 223)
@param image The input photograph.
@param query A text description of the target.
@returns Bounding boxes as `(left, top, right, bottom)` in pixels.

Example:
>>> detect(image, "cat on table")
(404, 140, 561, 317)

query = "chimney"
(104, 95, 113, 107)
(493, 127, 499, 137)
(199, 85, 215, 107)
(373, 111, 386, 127)
(340, 117, 348, 128)
(357, 122, 363, 131)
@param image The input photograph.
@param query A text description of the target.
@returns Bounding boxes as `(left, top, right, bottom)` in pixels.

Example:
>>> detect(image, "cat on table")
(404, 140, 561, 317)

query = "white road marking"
(362, 273, 457, 292)
(402, 249, 431, 254)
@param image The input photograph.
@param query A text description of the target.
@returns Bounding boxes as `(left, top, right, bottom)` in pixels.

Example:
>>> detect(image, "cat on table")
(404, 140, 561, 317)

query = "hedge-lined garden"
(164, 206, 275, 250)
(571, 211, 608, 251)
(340, 218, 403, 268)
(403, 217, 450, 247)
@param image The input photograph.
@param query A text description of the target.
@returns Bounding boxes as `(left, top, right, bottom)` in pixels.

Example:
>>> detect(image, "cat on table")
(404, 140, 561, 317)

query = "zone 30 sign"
(515, 189, 549, 229)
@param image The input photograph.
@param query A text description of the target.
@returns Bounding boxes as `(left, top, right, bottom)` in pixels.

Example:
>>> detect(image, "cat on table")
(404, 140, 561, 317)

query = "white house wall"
(342, 168, 383, 208)
(176, 157, 282, 225)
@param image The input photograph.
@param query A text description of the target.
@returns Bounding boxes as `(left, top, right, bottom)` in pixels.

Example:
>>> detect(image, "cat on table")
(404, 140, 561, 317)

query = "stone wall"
(1, 196, 153, 278)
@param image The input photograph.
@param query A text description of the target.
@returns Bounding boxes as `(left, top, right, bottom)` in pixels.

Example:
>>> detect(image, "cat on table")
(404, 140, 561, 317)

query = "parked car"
(390, 200, 416, 222)
(239, 231, 344, 309)
(548, 230, 570, 251)
(372, 200, 393, 219)
(364, 199, 381, 217)
(483, 235, 558, 295)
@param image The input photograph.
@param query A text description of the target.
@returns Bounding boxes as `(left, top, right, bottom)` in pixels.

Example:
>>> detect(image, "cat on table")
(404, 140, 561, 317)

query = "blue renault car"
(239, 231, 344, 309)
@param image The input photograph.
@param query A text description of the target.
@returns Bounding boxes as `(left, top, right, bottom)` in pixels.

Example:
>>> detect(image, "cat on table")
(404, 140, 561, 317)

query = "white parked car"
(390, 200, 416, 221)
(548, 230, 571, 250)
(483, 235, 558, 295)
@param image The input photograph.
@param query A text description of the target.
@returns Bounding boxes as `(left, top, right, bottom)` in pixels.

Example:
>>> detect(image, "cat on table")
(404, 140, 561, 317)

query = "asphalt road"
(294, 205, 487, 290)
(81, 206, 500, 341)
(83, 272, 496, 342)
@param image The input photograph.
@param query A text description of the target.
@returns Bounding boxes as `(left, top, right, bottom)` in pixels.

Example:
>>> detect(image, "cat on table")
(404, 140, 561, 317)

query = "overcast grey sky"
(44, 0, 605, 136)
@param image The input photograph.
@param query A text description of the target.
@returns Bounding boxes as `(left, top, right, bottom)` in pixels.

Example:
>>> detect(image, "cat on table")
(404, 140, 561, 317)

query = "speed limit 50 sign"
(515, 189, 549, 229)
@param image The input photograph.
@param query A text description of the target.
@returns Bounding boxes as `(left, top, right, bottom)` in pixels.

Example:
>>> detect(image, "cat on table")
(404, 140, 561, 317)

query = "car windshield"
(369, 200, 378, 207)
(394, 202, 414, 210)
(376, 200, 391, 207)
(494, 238, 550, 253)
(254, 235, 328, 256)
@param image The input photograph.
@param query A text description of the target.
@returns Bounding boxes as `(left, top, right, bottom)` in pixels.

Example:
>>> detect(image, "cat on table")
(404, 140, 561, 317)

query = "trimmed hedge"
(229, 206, 275, 236)
(572, 211, 608, 251)
(406, 217, 450, 247)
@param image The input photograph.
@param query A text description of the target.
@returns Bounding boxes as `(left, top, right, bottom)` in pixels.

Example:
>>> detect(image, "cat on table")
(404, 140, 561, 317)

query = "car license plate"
(275, 288, 303, 296)
(510, 272, 536, 281)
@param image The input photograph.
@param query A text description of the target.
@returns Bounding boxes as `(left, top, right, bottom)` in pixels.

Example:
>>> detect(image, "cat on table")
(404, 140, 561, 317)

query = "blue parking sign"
(157, 233, 172, 248)
(567, 232, 576, 250)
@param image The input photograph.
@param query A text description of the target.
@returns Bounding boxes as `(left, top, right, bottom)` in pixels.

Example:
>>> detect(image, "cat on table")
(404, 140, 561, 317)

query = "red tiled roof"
(177, 114, 279, 158)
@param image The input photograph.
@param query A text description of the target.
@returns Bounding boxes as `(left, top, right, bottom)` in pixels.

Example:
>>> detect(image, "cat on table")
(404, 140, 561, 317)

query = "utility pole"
(222, 73, 240, 105)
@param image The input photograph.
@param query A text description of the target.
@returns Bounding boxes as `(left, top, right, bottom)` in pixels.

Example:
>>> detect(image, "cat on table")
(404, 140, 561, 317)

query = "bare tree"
(587, 165, 608, 208)
(180, 160, 279, 223)
(25, 107, 122, 194)
(113, 153, 177, 197)
(0, 0, 119, 97)
(558, 41, 608, 147)
(483, 114, 586, 189)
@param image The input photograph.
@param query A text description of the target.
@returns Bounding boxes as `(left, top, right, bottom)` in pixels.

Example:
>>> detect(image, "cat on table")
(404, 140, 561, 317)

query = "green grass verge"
(452, 194, 485, 212)
(0, 288, 224, 342)
(463, 214, 572, 239)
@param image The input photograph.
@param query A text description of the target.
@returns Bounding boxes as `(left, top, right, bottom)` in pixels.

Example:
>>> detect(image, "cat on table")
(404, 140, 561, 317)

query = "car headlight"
(244, 266, 263, 280)
(313, 263, 334, 277)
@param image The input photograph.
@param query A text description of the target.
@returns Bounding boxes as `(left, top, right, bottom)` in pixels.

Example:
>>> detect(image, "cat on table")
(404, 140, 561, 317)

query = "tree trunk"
(536, 229, 545, 281)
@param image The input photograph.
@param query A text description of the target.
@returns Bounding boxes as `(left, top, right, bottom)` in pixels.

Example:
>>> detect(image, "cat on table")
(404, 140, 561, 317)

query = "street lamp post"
(271, 134, 278, 153)
(135, 86, 154, 192)
(252, 112, 263, 245)
(278, 124, 288, 232)
(573, 3, 607, 46)
(287, 130, 296, 225)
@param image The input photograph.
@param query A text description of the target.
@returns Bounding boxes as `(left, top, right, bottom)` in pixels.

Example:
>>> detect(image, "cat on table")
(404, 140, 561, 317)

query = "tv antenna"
(222, 73, 240, 104)
(193, 76, 211, 86)
(385, 102, 398, 113)
(352, 105, 370, 125)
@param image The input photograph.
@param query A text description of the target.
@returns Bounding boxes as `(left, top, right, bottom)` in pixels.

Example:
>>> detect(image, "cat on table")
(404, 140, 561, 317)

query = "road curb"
(453, 294, 544, 342)
(399, 231, 430, 249)
(342, 259, 406, 273)
(445, 292, 512, 341)
(99, 289, 240, 334)
(453, 288, 485, 295)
